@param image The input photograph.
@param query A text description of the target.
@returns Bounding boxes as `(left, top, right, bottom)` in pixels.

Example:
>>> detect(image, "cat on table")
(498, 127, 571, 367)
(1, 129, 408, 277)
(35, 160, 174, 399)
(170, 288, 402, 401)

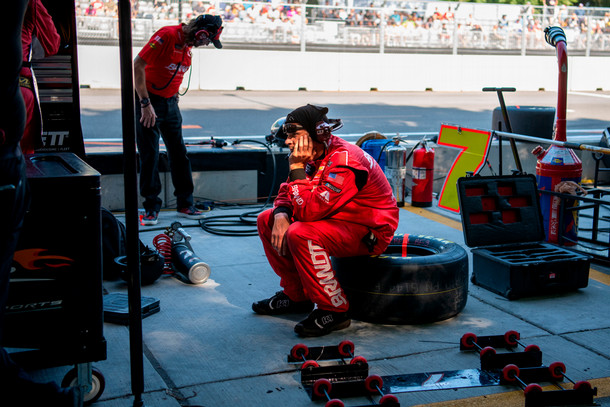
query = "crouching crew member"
(253, 104, 399, 337)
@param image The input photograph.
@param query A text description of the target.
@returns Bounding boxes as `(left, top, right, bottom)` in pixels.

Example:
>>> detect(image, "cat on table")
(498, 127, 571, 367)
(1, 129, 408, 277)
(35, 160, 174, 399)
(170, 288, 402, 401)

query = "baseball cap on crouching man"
(285, 104, 330, 142)
(195, 14, 223, 49)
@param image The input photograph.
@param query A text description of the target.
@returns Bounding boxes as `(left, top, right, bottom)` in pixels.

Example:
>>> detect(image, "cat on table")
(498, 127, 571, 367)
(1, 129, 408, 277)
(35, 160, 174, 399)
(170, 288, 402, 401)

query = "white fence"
(76, 1, 610, 55)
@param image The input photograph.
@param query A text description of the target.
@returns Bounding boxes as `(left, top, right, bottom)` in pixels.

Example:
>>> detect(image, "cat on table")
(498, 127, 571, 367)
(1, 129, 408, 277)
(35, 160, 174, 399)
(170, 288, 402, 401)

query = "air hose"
(197, 139, 279, 236)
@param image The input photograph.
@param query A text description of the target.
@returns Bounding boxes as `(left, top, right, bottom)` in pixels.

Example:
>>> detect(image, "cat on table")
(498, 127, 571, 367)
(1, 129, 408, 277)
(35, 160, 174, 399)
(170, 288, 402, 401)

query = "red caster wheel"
(460, 332, 477, 349)
(502, 364, 520, 382)
(524, 383, 543, 395)
(313, 378, 345, 407)
(301, 360, 319, 370)
(379, 393, 400, 405)
(338, 340, 355, 358)
(313, 379, 332, 398)
(364, 375, 384, 393)
(350, 355, 368, 365)
(524, 344, 540, 353)
(504, 330, 520, 347)
(291, 343, 309, 361)
(574, 381, 592, 392)
(480, 346, 496, 359)
(549, 361, 566, 380)
(365, 375, 398, 405)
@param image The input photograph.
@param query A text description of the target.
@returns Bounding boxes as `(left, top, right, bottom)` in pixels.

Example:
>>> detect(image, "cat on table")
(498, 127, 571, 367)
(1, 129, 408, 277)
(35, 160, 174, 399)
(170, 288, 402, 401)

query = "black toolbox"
(5, 153, 106, 368)
(457, 174, 590, 300)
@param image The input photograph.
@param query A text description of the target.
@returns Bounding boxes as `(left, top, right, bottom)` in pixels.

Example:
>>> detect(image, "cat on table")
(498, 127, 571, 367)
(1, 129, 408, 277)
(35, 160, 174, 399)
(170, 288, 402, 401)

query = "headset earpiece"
(195, 29, 210, 42)
(315, 121, 332, 143)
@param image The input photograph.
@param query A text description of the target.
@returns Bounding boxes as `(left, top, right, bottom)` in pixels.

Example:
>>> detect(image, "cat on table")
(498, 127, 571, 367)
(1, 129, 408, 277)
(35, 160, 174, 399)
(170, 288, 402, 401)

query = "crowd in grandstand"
(75, 0, 610, 49)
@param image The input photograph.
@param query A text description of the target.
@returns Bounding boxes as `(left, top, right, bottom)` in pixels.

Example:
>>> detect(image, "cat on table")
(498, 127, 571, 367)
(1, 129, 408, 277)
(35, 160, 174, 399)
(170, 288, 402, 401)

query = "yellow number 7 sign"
(437, 125, 493, 213)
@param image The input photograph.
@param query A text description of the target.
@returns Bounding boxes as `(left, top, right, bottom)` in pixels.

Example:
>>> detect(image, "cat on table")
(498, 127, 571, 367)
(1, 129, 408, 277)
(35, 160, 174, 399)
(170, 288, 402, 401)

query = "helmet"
(267, 117, 287, 147)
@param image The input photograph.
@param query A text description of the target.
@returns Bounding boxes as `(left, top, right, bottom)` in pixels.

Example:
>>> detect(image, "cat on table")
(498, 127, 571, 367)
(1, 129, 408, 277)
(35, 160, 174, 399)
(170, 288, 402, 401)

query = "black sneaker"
(177, 206, 205, 220)
(294, 309, 351, 337)
(252, 291, 314, 315)
(141, 210, 159, 226)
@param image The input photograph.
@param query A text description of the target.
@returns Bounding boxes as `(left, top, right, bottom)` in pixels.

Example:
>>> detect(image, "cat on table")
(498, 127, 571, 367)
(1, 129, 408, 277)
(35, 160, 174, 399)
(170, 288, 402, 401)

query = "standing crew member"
(253, 104, 399, 337)
(19, 0, 60, 155)
(134, 14, 223, 225)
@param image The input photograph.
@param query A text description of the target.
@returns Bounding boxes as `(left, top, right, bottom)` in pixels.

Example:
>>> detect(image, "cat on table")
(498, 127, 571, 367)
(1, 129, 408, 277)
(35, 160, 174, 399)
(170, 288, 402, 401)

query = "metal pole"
(521, 18, 526, 56)
(452, 18, 458, 55)
(493, 130, 610, 156)
(483, 87, 523, 174)
(300, 3, 306, 53)
(116, 1, 145, 406)
(380, 8, 385, 54)
(544, 26, 567, 142)
(585, 17, 591, 58)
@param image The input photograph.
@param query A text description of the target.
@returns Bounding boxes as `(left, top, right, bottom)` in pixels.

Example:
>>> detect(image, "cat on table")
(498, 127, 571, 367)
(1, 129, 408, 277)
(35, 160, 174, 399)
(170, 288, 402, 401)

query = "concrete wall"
(78, 45, 610, 92)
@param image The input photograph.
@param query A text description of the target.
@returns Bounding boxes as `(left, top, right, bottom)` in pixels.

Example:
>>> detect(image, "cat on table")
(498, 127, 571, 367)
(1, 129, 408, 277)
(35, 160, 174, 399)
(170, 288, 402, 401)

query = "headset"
(314, 118, 343, 143)
(194, 15, 223, 48)
(195, 25, 223, 44)
(280, 118, 343, 143)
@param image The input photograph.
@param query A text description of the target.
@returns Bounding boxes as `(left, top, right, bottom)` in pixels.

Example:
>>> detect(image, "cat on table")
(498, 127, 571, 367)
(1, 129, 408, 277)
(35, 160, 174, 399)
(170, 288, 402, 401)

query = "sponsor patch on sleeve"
(328, 172, 344, 185)
(324, 182, 342, 193)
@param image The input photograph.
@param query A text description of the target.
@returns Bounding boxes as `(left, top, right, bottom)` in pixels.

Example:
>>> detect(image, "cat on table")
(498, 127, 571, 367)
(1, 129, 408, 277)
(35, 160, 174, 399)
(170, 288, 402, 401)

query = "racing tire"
(333, 234, 469, 324)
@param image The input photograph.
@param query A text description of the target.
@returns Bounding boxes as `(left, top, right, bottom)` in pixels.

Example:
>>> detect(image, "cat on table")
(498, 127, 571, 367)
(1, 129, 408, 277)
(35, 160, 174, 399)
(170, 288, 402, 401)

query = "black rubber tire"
(333, 234, 469, 324)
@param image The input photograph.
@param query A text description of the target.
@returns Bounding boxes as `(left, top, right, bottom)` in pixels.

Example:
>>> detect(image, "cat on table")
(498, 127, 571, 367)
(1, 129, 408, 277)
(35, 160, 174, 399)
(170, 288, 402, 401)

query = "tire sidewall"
(334, 234, 469, 324)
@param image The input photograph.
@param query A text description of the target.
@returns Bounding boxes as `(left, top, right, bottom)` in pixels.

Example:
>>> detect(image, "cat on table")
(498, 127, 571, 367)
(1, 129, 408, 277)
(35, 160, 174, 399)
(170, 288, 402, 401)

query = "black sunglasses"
(282, 123, 304, 135)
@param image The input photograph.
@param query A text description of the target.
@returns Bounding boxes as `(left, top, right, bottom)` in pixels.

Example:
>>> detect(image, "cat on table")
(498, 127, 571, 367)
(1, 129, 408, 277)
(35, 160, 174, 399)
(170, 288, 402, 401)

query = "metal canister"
(385, 143, 407, 206)
(171, 242, 211, 284)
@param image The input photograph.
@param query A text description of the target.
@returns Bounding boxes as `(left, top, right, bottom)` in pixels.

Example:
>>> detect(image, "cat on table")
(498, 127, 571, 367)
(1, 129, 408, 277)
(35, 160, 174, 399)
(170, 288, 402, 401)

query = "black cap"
(196, 14, 223, 49)
(285, 104, 329, 140)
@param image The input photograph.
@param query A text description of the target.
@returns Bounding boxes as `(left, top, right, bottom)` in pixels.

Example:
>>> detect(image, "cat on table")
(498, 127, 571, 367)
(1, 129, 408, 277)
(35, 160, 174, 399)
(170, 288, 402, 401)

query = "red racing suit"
(19, 0, 60, 154)
(257, 135, 399, 312)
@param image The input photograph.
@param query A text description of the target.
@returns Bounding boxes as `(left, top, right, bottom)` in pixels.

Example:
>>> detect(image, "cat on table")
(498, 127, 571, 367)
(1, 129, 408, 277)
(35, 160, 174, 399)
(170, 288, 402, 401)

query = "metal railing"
(75, 1, 610, 55)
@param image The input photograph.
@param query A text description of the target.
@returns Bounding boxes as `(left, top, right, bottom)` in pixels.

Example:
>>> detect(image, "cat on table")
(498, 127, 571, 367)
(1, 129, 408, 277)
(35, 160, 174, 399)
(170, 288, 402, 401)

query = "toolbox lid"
(26, 152, 100, 180)
(457, 174, 545, 247)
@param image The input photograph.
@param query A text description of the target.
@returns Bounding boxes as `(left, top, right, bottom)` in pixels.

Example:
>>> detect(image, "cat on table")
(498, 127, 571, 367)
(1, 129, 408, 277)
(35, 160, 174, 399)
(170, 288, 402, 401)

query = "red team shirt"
(274, 135, 399, 245)
(138, 25, 192, 98)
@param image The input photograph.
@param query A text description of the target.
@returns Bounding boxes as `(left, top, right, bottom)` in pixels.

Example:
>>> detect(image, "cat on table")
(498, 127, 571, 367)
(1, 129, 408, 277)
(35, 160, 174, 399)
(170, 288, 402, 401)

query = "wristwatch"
(140, 97, 151, 107)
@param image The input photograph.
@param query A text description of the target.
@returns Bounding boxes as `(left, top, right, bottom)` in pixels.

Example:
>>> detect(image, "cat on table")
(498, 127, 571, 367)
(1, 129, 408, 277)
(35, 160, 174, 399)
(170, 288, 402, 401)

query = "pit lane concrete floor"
(30, 200, 610, 407)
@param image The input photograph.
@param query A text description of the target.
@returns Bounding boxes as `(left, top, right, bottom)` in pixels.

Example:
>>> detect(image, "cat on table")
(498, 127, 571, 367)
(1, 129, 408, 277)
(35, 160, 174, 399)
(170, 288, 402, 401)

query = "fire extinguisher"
(385, 140, 407, 207)
(411, 140, 435, 207)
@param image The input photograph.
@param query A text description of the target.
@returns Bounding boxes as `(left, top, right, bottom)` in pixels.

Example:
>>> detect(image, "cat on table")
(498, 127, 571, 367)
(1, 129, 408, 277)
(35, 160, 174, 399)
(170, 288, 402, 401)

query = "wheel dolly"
(501, 362, 597, 406)
(289, 341, 400, 406)
(460, 330, 543, 370)
(460, 331, 597, 406)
